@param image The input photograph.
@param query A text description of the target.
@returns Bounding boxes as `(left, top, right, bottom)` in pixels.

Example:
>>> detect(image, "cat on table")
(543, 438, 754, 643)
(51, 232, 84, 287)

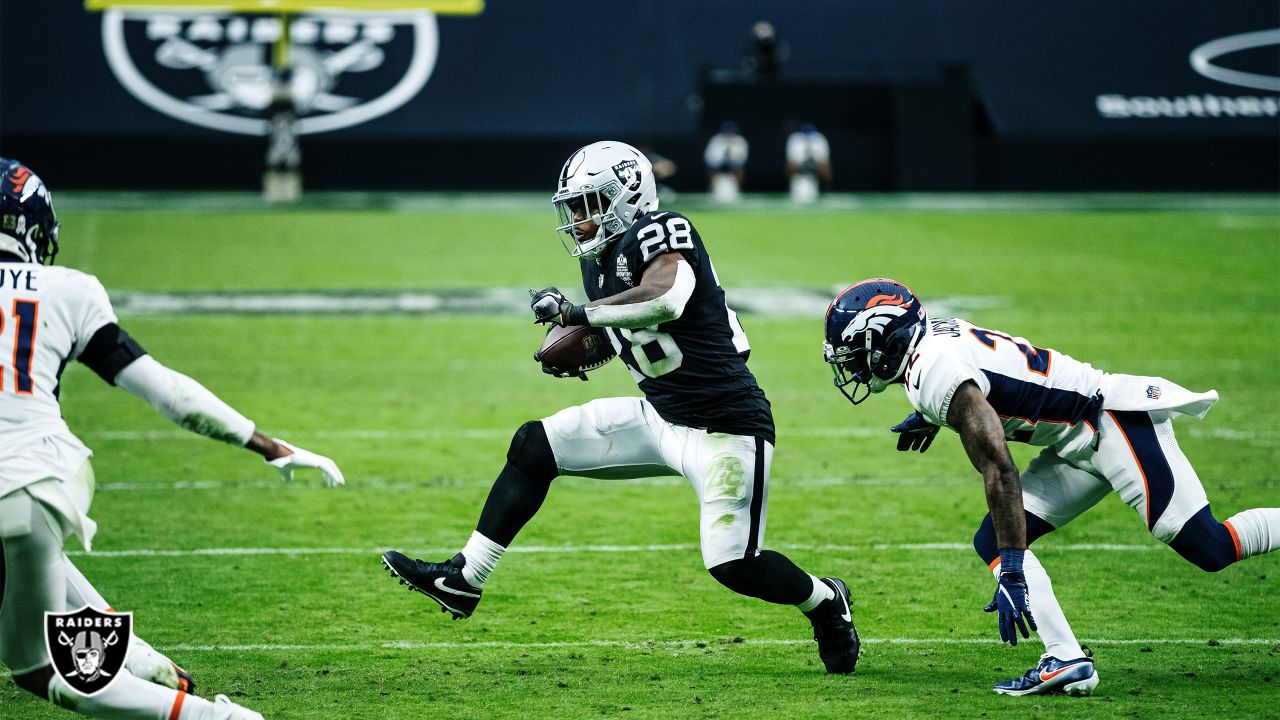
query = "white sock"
(47, 667, 258, 720)
(796, 574, 835, 612)
(1225, 508, 1280, 559)
(460, 531, 506, 588)
(993, 549, 1084, 660)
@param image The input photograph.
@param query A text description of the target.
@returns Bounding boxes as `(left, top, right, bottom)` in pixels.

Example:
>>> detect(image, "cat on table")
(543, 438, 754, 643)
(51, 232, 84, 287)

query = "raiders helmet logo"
(45, 606, 133, 696)
(611, 160, 643, 192)
(99, 9, 443, 136)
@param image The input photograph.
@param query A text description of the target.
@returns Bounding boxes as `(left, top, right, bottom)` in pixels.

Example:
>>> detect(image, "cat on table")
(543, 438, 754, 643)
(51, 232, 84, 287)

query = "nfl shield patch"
(1146, 385, 1162, 400)
(45, 606, 133, 696)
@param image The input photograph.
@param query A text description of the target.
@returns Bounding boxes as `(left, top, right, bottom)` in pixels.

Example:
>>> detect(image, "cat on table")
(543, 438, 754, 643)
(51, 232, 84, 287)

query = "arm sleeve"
(114, 355, 255, 446)
(77, 323, 147, 385)
(584, 259, 696, 329)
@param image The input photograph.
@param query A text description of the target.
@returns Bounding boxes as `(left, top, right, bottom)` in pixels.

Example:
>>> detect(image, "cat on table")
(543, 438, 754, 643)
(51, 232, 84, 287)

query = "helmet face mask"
(823, 278, 927, 407)
(0, 158, 60, 265)
(552, 141, 658, 260)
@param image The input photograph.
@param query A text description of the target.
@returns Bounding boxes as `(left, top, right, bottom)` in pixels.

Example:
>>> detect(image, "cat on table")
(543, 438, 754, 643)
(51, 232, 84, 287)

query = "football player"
(0, 158, 345, 719)
(822, 277, 1280, 695)
(383, 141, 859, 674)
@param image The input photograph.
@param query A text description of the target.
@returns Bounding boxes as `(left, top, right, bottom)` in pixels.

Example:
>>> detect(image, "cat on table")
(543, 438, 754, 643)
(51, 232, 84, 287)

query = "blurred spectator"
(640, 145, 678, 203)
(704, 122, 748, 203)
(785, 123, 831, 203)
(742, 21, 787, 80)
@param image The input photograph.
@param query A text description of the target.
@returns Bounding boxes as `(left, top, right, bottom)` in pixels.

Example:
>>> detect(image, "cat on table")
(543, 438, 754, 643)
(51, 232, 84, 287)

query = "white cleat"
(126, 637, 180, 690)
(211, 694, 265, 720)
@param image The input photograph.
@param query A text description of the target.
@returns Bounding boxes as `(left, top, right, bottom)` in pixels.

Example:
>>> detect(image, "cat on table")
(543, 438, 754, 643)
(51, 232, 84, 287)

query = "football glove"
(983, 548, 1037, 646)
(541, 364, 589, 381)
(890, 411, 939, 453)
(528, 287, 579, 326)
(267, 438, 345, 488)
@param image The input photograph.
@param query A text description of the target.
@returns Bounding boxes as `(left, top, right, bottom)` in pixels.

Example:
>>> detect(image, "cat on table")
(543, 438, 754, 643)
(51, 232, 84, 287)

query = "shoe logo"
(434, 577, 481, 598)
(1039, 662, 1085, 682)
(831, 583, 852, 622)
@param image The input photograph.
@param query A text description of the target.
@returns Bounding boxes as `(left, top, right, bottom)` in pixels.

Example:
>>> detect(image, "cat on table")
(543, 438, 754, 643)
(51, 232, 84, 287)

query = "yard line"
(94, 475, 966, 492)
(65, 542, 1159, 559)
(149, 637, 1280, 652)
(79, 425, 1271, 444)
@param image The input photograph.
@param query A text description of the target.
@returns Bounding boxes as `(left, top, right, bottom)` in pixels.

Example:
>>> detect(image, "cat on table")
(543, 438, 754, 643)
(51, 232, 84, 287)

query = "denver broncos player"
(0, 158, 344, 720)
(383, 141, 858, 674)
(823, 277, 1279, 695)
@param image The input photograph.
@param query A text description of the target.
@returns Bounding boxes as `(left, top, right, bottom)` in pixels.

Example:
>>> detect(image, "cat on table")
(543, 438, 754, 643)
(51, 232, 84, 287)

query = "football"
(535, 324, 616, 375)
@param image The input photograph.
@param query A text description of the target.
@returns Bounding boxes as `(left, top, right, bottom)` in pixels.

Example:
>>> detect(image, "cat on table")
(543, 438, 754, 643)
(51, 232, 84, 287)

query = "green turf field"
(4, 194, 1278, 719)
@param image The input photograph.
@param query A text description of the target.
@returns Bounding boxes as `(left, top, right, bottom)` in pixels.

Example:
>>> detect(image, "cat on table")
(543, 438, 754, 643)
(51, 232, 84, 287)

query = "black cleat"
(381, 551, 482, 619)
(805, 577, 860, 674)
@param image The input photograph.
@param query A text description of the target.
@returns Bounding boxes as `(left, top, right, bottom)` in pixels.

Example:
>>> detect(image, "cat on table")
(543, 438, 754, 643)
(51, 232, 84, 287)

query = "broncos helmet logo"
(841, 301, 912, 341)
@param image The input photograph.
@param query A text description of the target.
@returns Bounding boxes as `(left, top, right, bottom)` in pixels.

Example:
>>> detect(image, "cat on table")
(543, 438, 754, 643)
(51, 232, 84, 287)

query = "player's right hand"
(890, 411, 939, 452)
(983, 549, 1037, 645)
(267, 438, 346, 488)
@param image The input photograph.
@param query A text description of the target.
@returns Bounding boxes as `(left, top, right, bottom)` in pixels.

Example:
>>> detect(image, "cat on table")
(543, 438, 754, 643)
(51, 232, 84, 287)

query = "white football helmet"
(553, 141, 658, 259)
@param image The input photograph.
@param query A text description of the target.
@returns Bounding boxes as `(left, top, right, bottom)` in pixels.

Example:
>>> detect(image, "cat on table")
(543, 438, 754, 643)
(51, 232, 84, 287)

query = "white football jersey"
(0, 263, 116, 496)
(904, 317, 1105, 448)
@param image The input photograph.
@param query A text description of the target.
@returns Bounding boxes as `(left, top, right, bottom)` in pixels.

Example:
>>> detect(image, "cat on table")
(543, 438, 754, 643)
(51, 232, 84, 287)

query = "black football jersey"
(579, 211, 774, 443)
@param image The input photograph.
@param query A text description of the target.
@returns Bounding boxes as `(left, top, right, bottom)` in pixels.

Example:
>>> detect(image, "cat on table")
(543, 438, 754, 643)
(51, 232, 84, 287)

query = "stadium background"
(1, 2, 1278, 719)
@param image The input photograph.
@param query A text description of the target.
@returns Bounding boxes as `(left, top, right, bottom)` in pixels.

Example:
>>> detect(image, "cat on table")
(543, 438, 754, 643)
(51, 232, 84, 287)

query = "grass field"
(4, 194, 1279, 719)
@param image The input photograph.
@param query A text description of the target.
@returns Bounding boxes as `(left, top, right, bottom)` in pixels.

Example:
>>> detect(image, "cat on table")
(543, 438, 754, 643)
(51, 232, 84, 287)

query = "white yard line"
(65, 542, 1161, 559)
(80, 425, 1269, 443)
(141, 637, 1280, 653)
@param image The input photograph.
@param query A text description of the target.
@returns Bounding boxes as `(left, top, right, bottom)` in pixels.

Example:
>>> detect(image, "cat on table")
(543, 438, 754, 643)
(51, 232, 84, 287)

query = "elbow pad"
(78, 323, 147, 385)
(114, 355, 255, 446)
(585, 260, 696, 328)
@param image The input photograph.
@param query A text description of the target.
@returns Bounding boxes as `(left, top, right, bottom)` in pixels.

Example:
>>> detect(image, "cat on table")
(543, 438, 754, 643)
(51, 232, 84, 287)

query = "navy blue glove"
(983, 548, 1037, 646)
(890, 412, 939, 453)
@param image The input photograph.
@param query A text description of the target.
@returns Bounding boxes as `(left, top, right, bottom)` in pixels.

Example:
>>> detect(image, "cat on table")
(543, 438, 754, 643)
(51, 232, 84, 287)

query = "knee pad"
(13, 665, 54, 698)
(973, 512, 1058, 566)
(507, 421, 558, 481)
(1170, 506, 1238, 572)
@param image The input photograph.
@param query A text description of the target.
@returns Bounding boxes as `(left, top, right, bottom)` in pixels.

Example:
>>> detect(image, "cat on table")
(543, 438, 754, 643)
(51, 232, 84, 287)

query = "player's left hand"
(540, 364, 589, 381)
(267, 438, 345, 488)
(529, 287, 573, 325)
(983, 549, 1037, 645)
(890, 411, 939, 452)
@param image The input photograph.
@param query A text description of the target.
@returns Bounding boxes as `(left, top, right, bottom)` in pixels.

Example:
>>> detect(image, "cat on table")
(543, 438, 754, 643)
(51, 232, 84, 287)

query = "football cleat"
(804, 577, 860, 674)
(126, 637, 196, 694)
(381, 551, 482, 619)
(211, 693, 265, 720)
(994, 649, 1098, 696)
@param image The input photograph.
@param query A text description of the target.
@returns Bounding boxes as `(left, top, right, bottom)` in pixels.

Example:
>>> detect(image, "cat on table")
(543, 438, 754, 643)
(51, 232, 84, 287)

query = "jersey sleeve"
(70, 274, 119, 360)
(908, 347, 987, 427)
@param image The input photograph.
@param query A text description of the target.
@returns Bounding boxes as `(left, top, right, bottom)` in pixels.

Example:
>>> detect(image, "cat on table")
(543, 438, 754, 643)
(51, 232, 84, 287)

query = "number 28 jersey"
(579, 211, 774, 443)
(904, 317, 1105, 449)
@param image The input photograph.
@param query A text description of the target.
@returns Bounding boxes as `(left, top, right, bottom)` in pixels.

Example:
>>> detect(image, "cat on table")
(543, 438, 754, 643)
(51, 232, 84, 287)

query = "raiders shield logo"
(611, 160, 643, 192)
(100, 9, 441, 135)
(45, 606, 133, 696)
